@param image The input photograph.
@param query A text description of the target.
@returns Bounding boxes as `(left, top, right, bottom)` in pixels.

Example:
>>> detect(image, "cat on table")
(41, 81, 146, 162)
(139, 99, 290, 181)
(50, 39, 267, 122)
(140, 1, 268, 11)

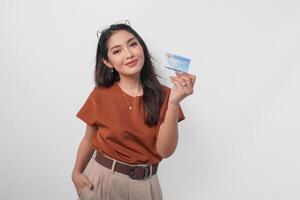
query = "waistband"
(95, 152, 158, 180)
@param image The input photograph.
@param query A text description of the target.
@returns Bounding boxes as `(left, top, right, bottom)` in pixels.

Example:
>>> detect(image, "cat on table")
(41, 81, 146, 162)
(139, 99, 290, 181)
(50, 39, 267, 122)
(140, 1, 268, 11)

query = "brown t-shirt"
(76, 82, 185, 164)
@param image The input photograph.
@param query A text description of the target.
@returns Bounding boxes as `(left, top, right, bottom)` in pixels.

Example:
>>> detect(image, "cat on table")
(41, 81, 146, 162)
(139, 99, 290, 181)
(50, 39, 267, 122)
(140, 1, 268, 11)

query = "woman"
(72, 21, 196, 200)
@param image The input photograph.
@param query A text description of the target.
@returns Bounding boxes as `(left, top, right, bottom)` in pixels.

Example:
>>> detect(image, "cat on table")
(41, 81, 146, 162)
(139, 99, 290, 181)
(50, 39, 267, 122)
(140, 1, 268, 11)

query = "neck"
(117, 77, 143, 96)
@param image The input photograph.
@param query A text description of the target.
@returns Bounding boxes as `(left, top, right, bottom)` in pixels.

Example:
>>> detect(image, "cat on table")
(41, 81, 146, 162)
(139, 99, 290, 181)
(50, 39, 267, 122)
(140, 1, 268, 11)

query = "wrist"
(72, 169, 82, 177)
(168, 102, 180, 109)
(166, 103, 180, 120)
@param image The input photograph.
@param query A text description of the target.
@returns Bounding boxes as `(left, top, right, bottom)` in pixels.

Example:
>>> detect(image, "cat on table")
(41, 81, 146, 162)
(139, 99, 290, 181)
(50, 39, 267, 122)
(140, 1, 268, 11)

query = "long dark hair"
(94, 23, 164, 127)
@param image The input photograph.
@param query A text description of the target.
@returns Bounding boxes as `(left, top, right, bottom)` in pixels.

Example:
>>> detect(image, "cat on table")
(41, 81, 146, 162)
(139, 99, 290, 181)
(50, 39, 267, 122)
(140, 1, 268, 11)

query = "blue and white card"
(163, 52, 191, 73)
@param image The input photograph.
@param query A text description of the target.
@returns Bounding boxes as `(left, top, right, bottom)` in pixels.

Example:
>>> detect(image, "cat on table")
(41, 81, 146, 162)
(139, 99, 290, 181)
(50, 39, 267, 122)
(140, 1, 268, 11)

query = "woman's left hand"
(169, 72, 196, 105)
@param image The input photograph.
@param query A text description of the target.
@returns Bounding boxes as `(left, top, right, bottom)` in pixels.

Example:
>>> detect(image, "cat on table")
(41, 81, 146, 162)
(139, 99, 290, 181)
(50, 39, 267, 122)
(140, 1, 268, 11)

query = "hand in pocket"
(72, 171, 93, 196)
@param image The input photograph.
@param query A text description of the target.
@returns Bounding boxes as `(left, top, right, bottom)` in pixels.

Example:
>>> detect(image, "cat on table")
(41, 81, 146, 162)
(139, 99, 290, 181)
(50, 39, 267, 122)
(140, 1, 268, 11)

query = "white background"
(1, 0, 300, 199)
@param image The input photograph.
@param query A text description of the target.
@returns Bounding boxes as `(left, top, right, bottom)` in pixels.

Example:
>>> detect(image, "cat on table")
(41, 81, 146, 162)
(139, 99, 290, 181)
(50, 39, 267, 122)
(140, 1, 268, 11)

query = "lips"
(125, 59, 138, 67)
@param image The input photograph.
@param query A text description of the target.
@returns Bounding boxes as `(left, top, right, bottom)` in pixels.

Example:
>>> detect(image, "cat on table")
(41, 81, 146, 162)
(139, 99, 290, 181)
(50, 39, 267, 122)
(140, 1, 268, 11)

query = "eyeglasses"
(96, 20, 131, 38)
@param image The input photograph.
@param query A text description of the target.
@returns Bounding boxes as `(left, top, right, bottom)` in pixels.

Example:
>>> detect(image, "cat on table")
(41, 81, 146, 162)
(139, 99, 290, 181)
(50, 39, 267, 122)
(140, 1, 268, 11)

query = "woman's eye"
(130, 42, 137, 46)
(113, 50, 120, 54)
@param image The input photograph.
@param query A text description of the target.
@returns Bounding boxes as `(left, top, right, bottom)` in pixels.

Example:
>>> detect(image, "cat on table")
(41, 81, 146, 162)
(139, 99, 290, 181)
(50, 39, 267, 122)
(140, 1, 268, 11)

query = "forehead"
(107, 30, 137, 48)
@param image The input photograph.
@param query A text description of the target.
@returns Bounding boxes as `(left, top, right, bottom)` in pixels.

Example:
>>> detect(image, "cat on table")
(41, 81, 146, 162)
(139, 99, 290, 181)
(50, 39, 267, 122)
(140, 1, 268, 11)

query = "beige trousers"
(78, 157, 163, 200)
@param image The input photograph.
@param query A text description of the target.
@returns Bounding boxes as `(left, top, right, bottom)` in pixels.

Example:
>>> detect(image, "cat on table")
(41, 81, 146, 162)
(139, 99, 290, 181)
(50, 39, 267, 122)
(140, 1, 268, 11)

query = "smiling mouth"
(125, 60, 138, 66)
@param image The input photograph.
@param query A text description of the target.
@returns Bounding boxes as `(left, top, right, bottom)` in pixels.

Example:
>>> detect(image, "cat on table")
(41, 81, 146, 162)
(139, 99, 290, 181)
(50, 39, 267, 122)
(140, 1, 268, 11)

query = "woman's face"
(103, 30, 145, 79)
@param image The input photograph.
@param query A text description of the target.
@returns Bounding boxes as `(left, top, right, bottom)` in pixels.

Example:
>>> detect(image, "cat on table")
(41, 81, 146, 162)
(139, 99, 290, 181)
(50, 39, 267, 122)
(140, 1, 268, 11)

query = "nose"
(124, 47, 133, 59)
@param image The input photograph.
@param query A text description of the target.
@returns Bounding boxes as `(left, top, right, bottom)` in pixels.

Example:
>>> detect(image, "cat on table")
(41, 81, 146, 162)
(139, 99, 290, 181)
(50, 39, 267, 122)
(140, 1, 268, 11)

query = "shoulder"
(81, 86, 111, 103)
(85, 86, 115, 107)
(91, 85, 114, 96)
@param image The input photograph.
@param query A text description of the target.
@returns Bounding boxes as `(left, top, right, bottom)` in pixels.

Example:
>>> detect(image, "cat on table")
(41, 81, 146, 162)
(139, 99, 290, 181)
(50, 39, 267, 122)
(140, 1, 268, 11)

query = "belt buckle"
(129, 166, 150, 180)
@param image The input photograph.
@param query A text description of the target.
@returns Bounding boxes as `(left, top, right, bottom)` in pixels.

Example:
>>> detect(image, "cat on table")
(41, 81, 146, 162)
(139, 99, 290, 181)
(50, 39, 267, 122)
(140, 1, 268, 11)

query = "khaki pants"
(78, 157, 163, 200)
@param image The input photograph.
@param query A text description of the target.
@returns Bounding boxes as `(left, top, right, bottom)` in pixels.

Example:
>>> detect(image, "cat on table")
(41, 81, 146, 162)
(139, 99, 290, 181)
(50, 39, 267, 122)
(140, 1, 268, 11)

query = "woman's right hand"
(72, 170, 93, 196)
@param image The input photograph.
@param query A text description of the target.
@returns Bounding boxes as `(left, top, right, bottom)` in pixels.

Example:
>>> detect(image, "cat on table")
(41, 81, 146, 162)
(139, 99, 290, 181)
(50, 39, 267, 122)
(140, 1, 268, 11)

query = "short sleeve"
(159, 103, 185, 123)
(158, 85, 185, 125)
(178, 105, 185, 122)
(76, 88, 98, 126)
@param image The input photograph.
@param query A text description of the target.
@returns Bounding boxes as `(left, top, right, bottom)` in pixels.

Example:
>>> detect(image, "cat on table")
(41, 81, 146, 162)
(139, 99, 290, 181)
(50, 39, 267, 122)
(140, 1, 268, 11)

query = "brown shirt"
(76, 82, 185, 164)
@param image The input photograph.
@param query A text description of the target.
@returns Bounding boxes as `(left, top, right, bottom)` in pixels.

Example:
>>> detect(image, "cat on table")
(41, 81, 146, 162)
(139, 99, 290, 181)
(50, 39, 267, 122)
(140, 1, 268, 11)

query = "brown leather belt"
(95, 152, 158, 180)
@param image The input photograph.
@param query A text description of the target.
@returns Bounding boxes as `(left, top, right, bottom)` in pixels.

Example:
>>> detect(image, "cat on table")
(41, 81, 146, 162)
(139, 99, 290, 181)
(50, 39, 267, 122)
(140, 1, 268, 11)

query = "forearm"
(72, 139, 95, 174)
(156, 103, 180, 158)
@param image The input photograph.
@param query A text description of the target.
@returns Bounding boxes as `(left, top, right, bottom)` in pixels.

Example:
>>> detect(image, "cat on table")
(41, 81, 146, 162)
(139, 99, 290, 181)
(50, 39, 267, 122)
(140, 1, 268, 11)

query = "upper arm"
(83, 125, 98, 142)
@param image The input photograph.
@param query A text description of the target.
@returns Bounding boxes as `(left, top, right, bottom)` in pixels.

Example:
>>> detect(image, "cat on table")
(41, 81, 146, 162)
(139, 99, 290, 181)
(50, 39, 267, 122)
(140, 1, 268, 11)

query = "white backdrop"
(1, 0, 300, 199)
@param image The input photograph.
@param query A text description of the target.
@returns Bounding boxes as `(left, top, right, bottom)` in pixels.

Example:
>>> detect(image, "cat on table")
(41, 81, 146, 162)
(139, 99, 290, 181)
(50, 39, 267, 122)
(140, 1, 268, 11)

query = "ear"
(102, 59, 114, 69)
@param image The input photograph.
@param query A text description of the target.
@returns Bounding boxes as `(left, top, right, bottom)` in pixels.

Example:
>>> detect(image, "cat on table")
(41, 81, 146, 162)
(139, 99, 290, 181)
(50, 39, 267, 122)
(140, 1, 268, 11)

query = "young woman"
(72, 21, 196, 200)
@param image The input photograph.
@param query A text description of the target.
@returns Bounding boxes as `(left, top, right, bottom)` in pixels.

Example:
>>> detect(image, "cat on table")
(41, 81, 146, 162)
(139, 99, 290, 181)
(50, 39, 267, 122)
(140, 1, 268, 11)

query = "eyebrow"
(110, 38, 137, 51)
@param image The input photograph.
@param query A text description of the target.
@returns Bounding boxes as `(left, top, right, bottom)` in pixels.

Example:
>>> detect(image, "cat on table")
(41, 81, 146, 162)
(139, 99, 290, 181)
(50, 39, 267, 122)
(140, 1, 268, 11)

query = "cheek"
(137, 47, 145, 60)
(109, 56, 123, 67)
(141, 51, 145, 63)
(138, 46, 144, 55)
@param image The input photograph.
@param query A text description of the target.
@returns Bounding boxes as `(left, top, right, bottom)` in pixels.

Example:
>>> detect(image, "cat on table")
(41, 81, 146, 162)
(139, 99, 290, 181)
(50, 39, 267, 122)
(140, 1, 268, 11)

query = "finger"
(78, 184, 89, 196)
(170, 78, 182, 89)
(188, 74, 197, 85)
(174, 73, 194, 90)
(171, 78, 192, 94)
(76, 185, 84, 196)
(170, 76, 187, 87)
(82, 176, 93, 189)
(76, 181, 86, 190)
(171, 76, 193, 92)
(182, 74, 196, 88)
(175, 71, 185, 77)
(78, 187, 83, 196)
(176, 72, 194, 83)
(178, 74, 193, 87)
